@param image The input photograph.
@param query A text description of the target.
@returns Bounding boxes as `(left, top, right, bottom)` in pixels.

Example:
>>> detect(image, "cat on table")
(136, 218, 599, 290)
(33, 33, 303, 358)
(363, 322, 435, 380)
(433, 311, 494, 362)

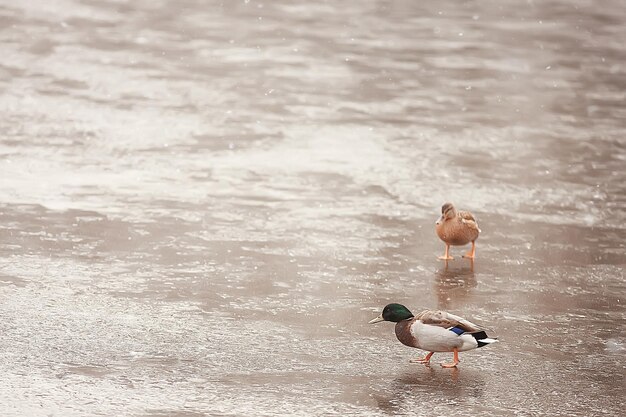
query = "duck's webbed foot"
(440, 348, 460, 368)
(438, 244, 453, 260)
(409, 352, 434, 364)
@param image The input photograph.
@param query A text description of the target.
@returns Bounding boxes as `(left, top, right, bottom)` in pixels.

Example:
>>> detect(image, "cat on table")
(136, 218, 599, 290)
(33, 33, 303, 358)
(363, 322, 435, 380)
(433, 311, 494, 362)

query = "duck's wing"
(458, 211, 480, 233)
(415, 309, 483, 333)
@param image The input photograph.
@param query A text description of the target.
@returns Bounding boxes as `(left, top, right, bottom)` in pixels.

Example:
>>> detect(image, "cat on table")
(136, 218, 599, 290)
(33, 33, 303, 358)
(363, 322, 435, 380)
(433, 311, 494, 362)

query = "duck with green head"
(369, 303, 497, 368)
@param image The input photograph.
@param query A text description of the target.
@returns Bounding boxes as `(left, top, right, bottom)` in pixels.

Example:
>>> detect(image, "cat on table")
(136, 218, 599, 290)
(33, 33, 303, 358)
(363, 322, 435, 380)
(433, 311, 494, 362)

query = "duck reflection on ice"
(372, 367, 485, 414)
(435, 260, 477, 310)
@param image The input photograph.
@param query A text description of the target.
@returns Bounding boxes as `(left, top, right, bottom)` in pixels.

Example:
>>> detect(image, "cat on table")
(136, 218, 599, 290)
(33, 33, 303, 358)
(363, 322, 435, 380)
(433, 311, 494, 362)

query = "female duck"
(369, 303, 497, 368)
(435, 202, 481, 260)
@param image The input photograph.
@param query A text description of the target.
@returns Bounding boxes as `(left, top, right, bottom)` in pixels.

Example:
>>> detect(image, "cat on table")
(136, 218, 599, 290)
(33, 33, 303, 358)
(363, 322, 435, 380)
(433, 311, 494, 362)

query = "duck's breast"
(394, 319, 419, 347)
(435, 221, 448, 241)
(436, 218, 477, 246)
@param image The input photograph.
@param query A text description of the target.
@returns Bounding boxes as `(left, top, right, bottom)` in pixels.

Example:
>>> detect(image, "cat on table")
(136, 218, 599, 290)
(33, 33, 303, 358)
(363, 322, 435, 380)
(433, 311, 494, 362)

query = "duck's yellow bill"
(369, 315, 384, 324)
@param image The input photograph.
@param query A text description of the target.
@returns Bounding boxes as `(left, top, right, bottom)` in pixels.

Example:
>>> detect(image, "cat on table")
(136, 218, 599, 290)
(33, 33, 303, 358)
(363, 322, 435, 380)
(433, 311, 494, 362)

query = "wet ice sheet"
(1, 0, 625, 416)
(0, 244, 624, 416)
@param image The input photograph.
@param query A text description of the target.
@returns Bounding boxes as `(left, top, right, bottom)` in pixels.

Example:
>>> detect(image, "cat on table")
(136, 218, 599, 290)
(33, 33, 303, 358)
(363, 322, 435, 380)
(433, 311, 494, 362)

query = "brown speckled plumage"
(435, 203, 480, 259)
(436, 205, 480, 245)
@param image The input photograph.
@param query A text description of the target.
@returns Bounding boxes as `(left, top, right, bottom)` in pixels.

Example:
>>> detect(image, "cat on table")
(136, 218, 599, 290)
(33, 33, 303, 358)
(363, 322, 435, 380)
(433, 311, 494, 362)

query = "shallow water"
(1, 0, 625, 416)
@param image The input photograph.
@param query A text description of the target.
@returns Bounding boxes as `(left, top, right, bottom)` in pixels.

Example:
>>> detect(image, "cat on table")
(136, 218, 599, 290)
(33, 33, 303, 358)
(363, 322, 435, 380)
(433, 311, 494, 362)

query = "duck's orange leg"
(438, 244, 453, 260)
(462, 241, 476, 259)
(440, 348, 460, 368)
(409, 352, 434, 364)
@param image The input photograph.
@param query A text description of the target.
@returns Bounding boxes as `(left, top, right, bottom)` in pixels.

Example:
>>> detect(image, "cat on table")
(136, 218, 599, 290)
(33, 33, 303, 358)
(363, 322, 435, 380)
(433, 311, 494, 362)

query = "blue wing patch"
(448, 326, 465, 335)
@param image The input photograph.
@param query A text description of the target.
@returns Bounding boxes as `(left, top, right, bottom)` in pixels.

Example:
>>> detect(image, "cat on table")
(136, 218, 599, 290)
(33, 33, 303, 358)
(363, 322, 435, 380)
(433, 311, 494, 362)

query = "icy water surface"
(1, 0, 625, 416)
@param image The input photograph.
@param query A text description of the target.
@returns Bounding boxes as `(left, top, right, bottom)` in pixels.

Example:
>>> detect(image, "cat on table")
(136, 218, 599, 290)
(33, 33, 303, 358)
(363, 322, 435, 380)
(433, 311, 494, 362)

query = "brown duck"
(435, 202, 481, 260)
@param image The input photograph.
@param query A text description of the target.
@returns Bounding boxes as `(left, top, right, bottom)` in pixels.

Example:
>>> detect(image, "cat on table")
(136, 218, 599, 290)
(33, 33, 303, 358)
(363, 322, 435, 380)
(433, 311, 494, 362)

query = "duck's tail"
(471, 331, 498, 348)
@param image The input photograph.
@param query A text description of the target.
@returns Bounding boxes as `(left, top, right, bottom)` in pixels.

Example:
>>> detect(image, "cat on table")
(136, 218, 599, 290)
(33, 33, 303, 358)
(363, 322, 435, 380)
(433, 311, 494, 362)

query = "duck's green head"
(369, 303, 414, 324)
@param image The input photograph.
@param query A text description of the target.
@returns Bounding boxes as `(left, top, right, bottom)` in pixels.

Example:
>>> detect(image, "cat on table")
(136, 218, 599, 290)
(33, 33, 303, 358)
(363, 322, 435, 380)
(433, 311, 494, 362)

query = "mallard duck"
(369, 303, 497, 368)
(435, 202, 481, 260)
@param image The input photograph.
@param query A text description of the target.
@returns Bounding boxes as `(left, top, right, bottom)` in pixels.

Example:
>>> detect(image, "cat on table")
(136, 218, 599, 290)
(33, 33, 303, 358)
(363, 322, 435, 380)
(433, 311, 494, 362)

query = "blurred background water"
(0, 0, 625, 416)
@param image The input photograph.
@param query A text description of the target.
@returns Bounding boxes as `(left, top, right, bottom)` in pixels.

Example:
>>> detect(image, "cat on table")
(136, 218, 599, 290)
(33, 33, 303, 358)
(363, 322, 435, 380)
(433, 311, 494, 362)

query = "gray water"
(1, 0, 625, 416)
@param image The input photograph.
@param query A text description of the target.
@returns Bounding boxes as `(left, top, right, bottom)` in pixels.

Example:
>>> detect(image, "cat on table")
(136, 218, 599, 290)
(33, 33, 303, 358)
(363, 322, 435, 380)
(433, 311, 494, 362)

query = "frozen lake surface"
(0, 0, 625, 416)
